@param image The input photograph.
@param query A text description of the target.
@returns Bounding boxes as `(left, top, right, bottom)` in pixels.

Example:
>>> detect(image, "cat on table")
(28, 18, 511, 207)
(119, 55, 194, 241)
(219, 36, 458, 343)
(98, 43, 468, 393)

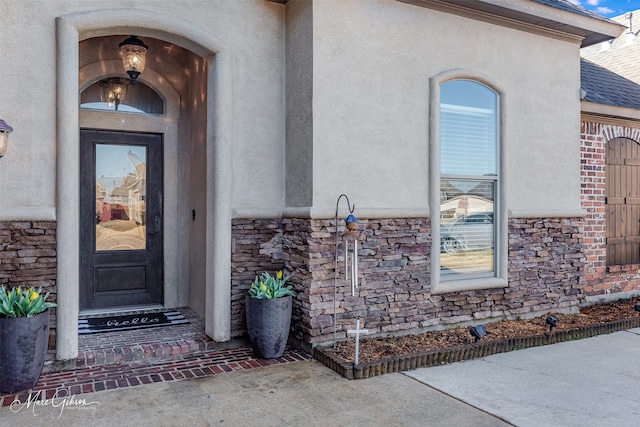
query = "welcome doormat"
(79, 311, 189, 335)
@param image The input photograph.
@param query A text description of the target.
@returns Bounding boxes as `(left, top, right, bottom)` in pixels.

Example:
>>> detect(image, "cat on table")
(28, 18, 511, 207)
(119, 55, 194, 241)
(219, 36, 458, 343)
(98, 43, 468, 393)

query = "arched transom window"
(81, 78, 164, 114)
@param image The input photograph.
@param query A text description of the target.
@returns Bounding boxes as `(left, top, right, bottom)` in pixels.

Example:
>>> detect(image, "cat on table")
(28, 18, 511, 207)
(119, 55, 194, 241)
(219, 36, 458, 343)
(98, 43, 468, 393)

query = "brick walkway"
(0, 308, 308, 407)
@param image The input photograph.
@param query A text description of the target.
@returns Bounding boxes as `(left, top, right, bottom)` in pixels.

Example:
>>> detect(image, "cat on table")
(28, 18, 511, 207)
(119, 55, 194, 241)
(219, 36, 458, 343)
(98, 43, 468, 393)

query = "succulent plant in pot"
(0, 285, 57, 393)
(246, 271, 295, 359)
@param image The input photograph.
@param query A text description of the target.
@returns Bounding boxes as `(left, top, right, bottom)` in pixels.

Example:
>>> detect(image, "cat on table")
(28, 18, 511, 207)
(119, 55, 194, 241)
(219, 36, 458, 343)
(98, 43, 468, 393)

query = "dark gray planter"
(246, 295, 292, 359)
(0, 309, 50, 393)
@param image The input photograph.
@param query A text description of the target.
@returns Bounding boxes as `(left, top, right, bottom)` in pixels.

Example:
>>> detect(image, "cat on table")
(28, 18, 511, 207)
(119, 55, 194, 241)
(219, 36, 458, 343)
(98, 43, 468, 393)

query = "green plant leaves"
(0, 285, 57, 318)
(248, 270, 295, 299)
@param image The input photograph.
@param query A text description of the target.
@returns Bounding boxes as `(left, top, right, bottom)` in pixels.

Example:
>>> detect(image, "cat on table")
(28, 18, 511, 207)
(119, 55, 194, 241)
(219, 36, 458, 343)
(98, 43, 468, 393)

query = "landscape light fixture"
(470, 325, 486, 342)
(119, 35, 148, 84)
(634, 302, 640, 312)
(0, 119, 13, 158)
(546, 315, 559, 332)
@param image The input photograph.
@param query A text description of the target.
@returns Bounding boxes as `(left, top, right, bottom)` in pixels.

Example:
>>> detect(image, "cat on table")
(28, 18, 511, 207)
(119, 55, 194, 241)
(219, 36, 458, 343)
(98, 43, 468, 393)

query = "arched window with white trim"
(435, 78, 501, 289)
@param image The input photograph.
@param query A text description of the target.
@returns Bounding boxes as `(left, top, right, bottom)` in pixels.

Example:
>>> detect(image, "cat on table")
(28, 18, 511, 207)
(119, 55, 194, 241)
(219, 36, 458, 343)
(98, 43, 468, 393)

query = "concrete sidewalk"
(0, 359, 507, 427)
(407, 328, 640, 427)
(3, 329, 639, 426)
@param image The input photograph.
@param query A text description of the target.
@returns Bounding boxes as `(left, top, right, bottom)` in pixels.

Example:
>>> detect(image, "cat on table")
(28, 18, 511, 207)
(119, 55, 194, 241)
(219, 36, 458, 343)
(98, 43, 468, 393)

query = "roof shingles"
(581, 9, 640, 109)
(581, 58, 640, 109)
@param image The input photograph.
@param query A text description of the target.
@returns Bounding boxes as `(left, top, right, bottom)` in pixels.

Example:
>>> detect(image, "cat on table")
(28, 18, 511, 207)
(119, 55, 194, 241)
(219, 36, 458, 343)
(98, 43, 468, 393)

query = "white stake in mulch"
(347, 317, 369, 366)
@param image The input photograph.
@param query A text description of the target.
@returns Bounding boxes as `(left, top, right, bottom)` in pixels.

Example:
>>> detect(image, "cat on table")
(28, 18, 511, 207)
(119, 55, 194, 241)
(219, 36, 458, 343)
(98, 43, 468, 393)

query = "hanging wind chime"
(343, 212, 359, 296)
(333, 194, 361, 345)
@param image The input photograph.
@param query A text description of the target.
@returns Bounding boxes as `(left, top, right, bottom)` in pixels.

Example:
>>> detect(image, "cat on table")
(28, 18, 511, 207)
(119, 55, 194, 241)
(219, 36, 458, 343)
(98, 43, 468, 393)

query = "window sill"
(606, 264, 640, 273)
(431, 277, 508, 295)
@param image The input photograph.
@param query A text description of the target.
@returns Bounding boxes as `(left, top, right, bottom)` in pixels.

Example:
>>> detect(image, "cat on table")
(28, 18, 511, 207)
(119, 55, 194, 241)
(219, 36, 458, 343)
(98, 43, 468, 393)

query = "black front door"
(80, 129, 163, 310)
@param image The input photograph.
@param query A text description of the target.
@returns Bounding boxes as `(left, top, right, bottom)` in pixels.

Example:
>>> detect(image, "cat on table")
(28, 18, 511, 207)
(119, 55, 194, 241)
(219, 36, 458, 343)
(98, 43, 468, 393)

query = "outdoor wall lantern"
(119, 35, 148, 85)
(0, 119, 13, 158)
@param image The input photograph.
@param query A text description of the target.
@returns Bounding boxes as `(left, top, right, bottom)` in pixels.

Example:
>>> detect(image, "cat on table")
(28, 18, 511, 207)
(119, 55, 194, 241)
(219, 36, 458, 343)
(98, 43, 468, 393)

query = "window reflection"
(440, 80, 497, 177)
(81, 78, 164, 114)
(439, 79, 498, 278)
(96, 145, 147, 251)
(440, 180, 494, 275)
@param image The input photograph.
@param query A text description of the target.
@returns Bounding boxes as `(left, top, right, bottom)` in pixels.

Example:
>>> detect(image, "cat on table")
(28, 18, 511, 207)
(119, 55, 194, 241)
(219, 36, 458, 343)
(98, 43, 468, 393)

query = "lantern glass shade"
(121, 44, 146, 73)
(0, 132, 8, 158)
(119, 36, 148, 84)
(0, 119, 13, 158)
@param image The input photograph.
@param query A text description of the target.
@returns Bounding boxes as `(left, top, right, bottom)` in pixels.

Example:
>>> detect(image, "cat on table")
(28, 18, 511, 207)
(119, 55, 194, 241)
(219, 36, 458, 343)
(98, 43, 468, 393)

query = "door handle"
(148, 216, 161, 236)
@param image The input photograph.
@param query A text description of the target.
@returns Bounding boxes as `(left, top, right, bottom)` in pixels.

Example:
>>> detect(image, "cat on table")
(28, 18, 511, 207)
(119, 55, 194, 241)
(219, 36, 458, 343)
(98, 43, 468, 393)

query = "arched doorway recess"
(56, 9, 233, 360)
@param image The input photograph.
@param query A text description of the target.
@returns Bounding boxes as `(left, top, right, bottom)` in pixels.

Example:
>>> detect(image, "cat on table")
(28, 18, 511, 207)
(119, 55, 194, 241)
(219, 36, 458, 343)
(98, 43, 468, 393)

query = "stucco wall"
(188, 52, 208, 317)
(0, 0, 287, 356)
(285, 0, 314, 208)
(0, 0, 286, 220)
(0, 0, 587, 222)
(0, 0, 600, 355)
(306, 0, 583, 218)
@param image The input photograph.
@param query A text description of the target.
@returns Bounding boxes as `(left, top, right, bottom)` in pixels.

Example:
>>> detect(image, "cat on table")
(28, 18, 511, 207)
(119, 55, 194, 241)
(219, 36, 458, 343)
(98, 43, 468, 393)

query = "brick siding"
(0, 221, 57, 348)
(581, 121, 640, 297)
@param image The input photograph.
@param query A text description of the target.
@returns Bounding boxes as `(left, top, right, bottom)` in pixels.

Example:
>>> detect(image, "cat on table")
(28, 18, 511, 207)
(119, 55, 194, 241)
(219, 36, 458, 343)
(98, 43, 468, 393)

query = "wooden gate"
(606, 137, 640, 265)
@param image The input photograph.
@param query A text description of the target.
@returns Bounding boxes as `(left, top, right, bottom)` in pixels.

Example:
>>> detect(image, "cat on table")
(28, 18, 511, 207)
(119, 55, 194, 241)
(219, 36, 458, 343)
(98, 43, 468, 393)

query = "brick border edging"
(1, 347, 310, 407)
(314, 317, 640, 380)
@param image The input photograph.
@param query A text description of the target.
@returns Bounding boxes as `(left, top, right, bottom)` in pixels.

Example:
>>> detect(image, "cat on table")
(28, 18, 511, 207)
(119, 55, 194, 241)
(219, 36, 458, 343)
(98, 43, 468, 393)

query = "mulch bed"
(314, 297, 640, 379)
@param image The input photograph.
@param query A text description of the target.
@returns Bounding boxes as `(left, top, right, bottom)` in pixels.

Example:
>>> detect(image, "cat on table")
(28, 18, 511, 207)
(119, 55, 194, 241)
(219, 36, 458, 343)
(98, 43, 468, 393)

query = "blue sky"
(570, 0, 640, 17)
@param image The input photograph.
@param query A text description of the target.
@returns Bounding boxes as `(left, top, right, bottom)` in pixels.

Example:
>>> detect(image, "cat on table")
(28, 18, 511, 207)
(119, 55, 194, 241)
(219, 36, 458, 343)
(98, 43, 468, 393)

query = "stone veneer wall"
(0, 221, 57, 348)
(230, 219, 284, 337)
(580, 121, 640, 298)
(230, 216, 584, 350)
